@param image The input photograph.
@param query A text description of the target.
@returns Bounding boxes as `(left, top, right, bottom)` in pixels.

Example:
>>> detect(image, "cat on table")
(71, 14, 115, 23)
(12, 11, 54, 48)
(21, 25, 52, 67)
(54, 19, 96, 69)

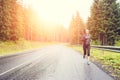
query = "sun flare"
(23, 0, 93, 29)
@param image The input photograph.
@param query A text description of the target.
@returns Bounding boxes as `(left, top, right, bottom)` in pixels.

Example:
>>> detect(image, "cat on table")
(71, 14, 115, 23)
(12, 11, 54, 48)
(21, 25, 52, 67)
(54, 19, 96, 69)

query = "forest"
(0, 0, 120, 46)
(69, 0, 120, 46)
(0, 0, 68, 42)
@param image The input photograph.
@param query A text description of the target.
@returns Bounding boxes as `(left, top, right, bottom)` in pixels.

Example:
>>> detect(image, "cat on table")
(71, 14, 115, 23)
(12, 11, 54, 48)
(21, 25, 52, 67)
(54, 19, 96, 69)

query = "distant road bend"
(0, 45, 114, 80)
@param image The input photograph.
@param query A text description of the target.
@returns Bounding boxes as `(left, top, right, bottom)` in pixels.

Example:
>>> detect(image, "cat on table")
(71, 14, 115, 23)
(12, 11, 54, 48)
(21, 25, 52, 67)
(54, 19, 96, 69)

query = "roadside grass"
(115, 40, 120, 46)
(91, 40, 120, 46)
(68, 45, 120, 79)
(0, 40, 53, 56)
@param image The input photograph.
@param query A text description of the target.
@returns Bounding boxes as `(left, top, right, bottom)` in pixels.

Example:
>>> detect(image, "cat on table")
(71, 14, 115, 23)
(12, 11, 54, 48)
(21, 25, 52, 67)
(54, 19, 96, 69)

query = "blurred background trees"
(87, 0, 120, 46)
(0, 0, 68, 43)
(69, 12, 85, 45)
(0, 0, 120, 46)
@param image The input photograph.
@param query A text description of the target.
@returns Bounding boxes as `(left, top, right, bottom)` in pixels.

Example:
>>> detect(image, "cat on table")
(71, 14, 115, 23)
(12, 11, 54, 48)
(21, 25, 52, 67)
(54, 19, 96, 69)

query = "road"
(0, 45, 114, 80)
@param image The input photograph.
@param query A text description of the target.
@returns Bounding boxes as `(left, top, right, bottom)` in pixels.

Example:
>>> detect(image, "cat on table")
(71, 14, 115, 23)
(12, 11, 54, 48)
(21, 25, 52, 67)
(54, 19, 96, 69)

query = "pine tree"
(69, 15, 75, 44)
(1, 0, 13, 41)
(10, 0, 21, 41)
(69, 12, 85, 44)
(0, 0, 4, 40)
(104, 0, 120, 45)
(0, 0, 24, 41)
(88, 0, 120, 45)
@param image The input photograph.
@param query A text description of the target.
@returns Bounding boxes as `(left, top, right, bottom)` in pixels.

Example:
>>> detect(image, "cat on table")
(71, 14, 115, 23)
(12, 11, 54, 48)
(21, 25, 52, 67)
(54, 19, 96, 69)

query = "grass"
(0, 40, 53, 56)
(91, 40, 101, 45)
(115, 40, 120, 46)
(68, 45, 120, 79)
(91, 40, 120, 46)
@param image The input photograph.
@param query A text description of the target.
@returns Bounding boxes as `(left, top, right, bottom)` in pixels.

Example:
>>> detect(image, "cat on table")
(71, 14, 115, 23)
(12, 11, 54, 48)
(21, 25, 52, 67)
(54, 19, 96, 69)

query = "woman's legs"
(87, 45, 90, 64)
(83, 45, 91, 64)
(83, 46, 86, 59)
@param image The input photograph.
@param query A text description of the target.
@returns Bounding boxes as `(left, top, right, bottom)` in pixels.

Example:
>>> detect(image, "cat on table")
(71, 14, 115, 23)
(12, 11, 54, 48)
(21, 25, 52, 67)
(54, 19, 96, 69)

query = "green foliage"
(91, 40, 101, 45)
(115, 40, 120, 46)
(69, 45, 120, 79)
(88, 0, 120, 46)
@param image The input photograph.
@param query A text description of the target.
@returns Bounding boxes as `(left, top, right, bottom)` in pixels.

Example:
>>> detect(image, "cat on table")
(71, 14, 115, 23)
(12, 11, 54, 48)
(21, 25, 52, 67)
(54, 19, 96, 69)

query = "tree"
(10, 0, 24, 41)
(69, 12, 85, 44)
(0, 0, 24, 41)
(0, 0, 4, 40)
(0, 0, 69, 42)
(88, 0, 120, 45)
(0, 0, 14, 41)
(104, 0, 120, 45)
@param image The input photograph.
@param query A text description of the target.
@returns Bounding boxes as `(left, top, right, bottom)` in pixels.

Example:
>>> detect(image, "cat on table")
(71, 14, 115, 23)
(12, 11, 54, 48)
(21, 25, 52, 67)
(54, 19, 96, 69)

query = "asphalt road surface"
(0, 45, 114, 80)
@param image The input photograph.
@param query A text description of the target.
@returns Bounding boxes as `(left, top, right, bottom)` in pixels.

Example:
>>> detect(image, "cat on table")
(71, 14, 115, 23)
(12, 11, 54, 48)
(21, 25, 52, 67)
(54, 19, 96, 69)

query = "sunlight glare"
(23, 0, 93, 29)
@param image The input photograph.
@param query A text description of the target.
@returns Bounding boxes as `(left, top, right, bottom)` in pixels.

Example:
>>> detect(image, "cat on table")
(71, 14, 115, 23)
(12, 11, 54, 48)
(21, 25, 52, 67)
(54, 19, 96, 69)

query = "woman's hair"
(86, 29, 89, 34)
(82, 29, 89, 35)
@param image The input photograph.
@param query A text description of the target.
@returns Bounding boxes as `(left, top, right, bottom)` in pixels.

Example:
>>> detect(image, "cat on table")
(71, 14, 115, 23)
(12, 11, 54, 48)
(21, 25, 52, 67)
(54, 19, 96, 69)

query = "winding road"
(0, 45, 114, 80)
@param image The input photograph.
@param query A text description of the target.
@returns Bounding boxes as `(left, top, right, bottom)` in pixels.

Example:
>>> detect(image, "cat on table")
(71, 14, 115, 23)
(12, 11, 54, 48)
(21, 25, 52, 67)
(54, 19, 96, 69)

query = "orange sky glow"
(22, 0, 93, 29)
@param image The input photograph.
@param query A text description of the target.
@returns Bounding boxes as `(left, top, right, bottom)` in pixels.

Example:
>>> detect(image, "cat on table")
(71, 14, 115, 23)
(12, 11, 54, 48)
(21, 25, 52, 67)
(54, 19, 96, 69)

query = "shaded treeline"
(69, 0, 120, 46)
(87, 0, 120, 45)
(0, 0, 68, 42)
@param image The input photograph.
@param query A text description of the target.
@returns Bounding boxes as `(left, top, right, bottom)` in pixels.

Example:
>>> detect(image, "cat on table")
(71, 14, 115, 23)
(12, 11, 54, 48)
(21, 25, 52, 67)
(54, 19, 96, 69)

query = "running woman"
(82, 29, 91, 65)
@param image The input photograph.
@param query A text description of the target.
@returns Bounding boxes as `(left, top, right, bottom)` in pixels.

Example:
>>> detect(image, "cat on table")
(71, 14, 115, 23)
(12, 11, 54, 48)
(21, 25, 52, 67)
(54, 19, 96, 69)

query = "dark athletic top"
(82, 34, 90, 46)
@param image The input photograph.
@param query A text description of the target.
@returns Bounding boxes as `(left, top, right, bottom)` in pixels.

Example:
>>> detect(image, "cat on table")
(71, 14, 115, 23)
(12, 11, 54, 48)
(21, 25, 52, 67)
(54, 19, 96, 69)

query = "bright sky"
(23, 0, 93, 28)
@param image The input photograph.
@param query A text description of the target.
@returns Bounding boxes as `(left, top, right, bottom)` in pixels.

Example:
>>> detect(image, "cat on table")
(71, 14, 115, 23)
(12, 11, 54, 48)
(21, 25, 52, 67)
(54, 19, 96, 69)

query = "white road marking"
(0, 49, 50, 77)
